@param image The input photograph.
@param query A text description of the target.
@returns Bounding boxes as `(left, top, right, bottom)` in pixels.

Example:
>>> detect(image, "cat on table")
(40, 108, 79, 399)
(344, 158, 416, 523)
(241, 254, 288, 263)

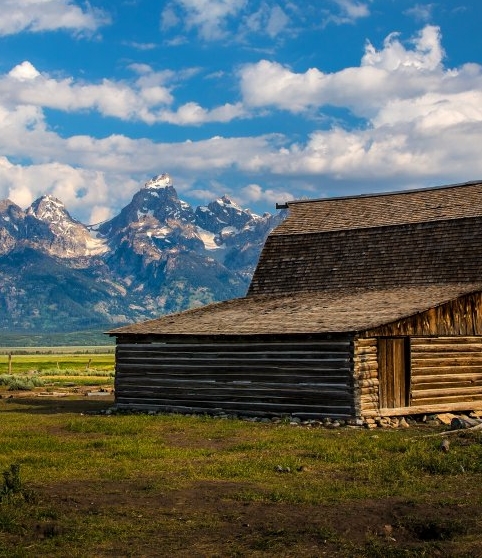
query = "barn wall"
(115, 337, 356, 419)
(410, 336, 482, 407)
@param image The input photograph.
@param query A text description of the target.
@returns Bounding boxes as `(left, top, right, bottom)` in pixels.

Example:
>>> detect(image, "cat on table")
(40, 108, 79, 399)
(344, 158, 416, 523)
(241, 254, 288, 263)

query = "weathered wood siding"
(115, 338, 355, 419)
(363, 292, 482, 337)
(410, 337, 482, 406)
(353, 338, 379, 417)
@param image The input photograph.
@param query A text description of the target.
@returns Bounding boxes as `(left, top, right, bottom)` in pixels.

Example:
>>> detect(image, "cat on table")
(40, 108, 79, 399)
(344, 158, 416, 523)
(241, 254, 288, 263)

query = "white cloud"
(1, 62, 173, 123)
(404, 4, 435, 23)
(0, 0, 110, 36)
(0, 61, 244, 126)
(159, 102, 246, 125)
(266, 5, 289, 37)
(239, 26, 454, 119)
(240, 183, 293, 206)
(323, 0, 370, 27)
(163, 0, 294, 42)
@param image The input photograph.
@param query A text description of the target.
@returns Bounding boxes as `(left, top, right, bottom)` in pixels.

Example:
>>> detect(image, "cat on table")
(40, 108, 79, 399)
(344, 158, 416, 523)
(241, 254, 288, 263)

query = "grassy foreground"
(1, 392, 482, 557)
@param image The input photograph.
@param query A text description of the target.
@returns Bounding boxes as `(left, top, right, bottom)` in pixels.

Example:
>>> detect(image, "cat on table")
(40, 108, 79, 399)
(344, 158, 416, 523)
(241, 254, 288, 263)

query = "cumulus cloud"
(0, 0, 110, 36)
(239, 25, 479, 127)
(0, 61, 244, 125)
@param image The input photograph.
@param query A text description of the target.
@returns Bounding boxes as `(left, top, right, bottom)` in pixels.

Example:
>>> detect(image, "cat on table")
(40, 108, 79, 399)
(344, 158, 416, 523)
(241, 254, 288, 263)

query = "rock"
(440, 439, 450, 453)
(399, 417, 410, 428)
(436, 413, 458, 425)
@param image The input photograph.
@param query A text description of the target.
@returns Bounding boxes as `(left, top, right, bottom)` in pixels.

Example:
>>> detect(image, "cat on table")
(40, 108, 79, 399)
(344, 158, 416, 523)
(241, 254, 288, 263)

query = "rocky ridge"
(0, 174, 285, 332)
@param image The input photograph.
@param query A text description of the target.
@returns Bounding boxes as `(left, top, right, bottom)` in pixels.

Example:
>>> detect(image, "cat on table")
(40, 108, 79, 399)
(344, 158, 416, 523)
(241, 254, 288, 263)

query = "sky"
(1, 1, 482, 224)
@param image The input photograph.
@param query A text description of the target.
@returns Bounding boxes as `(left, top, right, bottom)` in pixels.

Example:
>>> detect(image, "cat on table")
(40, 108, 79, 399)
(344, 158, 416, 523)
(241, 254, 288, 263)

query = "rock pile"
(92, 407, 482, 430)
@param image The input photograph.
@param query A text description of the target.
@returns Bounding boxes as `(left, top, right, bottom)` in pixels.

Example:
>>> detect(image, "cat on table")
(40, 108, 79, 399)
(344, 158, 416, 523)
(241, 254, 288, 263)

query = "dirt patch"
(4, 479, 476, 557)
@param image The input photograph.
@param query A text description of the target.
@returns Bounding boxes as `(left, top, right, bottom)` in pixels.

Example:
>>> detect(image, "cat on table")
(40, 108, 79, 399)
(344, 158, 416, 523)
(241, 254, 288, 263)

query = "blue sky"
(1, 1, 482, 223)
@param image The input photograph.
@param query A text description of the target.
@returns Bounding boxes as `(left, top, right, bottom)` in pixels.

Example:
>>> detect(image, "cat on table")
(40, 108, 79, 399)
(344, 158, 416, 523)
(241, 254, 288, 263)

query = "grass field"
(1, 355, 482, 556)
(0, 350, 115, 390)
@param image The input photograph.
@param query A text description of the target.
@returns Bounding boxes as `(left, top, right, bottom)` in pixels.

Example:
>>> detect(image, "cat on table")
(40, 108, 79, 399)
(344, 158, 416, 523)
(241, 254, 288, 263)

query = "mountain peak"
(28, 195, 72, 224)
(144, 174, 173, 189)
(216, 195, 242, 210)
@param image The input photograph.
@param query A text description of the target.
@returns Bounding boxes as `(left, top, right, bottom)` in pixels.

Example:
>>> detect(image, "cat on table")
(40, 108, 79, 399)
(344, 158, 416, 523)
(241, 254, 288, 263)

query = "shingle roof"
(274, 180, 482, 234)
(248, 181, 482, 297)
(248, 217, 482, 296)
(109, 284, 482, 336)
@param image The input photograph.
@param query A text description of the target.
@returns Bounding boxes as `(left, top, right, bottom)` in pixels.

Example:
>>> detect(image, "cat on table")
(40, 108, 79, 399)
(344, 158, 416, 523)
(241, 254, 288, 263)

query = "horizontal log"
(359, 396, 379, 404)
(116, 365, 353, 378)
(116, 381, 352, 396)
(117, 355, 351, 363)
(411, 346, 482, 356)
(354, 337, 377, 346)
(354, 371, 378, 382)
(412, 383, 482, 393)
(412, 365, 482, 376)
(118, 341, 353, 352)
(353, 364, 378, 373)
(116, 371, 352, 389)
(114, 396, 354, 413)
(362, 401, 482, 417)
(412, 373, 482, 384)
(117, 360, 352, 369)
(411, 385, 482, 397)
(410, 395, 482, 406)
(411, 357, 482, 367)
(410, 337, 482, 345)
(359, 389, 378, 396)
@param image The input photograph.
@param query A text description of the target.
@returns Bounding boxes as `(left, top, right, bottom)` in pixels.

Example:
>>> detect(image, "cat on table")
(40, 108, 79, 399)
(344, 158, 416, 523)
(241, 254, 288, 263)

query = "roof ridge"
(280, 179, 482, 207)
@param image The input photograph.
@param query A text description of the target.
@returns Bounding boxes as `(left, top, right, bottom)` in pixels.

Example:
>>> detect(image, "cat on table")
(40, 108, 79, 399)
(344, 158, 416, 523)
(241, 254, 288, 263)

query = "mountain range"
(0, 174, 285, 333)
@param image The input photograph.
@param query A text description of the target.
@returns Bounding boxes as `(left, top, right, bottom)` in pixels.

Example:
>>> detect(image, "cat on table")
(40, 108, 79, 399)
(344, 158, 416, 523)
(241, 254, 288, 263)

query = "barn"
(108, 180, 482, 421)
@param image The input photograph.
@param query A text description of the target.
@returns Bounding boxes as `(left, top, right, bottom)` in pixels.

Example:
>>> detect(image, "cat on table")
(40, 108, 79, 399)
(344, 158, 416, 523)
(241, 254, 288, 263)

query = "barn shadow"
(0, 394, 114, 415)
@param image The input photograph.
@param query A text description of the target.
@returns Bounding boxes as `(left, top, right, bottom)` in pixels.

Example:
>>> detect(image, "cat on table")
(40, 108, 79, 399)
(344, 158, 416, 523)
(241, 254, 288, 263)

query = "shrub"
(0, 374, 44, 391)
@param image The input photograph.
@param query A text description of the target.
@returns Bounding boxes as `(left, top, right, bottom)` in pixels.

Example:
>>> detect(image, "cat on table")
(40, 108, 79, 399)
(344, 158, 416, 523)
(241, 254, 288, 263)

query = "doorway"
(378, 337, 411, 408)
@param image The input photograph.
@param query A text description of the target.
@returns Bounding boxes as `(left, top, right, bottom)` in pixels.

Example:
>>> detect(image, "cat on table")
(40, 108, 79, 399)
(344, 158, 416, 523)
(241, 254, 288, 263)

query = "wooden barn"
(109, 180, 482, 420)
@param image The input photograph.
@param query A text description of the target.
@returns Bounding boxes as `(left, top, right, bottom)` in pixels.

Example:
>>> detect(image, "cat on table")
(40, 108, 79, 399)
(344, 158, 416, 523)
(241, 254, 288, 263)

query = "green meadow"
(1, 353, 482, 556)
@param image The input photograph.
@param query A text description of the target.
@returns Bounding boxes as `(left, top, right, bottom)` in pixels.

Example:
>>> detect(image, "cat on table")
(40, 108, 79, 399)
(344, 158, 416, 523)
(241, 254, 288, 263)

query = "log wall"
(410, 336, 482, 406)
(353, 338, 379, 417)
(115, 338, 356, 419)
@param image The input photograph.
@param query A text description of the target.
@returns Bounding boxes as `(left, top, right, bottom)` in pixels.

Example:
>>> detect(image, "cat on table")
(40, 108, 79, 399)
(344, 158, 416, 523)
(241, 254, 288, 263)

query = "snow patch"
(196, 227, 223, 250)
(144, 173, 172, 189)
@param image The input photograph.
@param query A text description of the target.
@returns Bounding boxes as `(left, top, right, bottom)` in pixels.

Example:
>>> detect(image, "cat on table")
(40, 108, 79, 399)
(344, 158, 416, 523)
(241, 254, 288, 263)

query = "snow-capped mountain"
(0, 175, 286, 332)
(27, 195, 107, 259)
